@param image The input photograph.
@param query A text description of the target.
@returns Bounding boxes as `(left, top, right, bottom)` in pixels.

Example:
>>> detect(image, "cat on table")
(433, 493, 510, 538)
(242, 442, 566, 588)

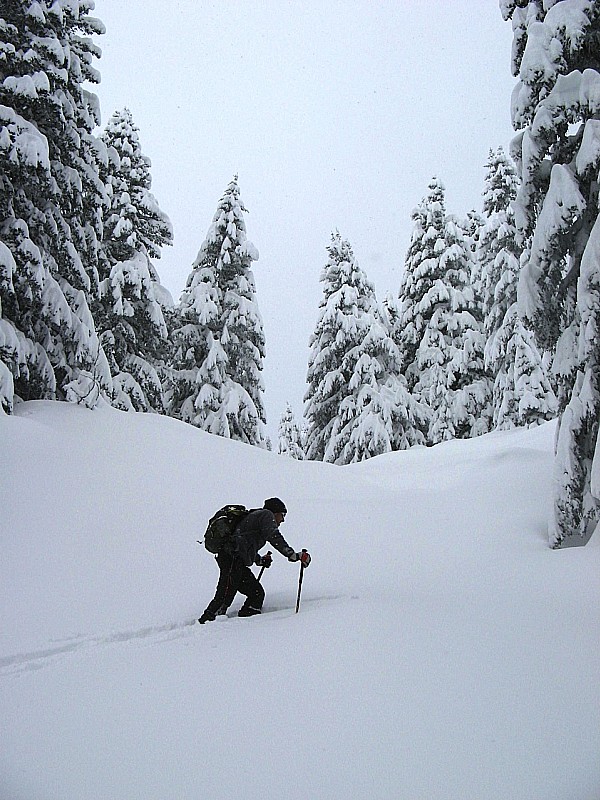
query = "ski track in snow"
(0, 595, 349, 676)
(0, 620, 198, 676)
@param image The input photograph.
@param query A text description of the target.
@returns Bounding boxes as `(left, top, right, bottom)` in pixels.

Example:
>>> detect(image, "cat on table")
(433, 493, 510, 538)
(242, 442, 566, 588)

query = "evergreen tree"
(396, 179, 492, 444)
(478, 147, 557, 429)
(480, 148, 521, 336)
(168, 178, 267, 446)
(487, 304, 559, 428)
(462, 210, 486, 325)
(97, 109, 173, 412)
(0, 0, 111, 412)
(501, 0, 600, 546)
(102, 109, 172, 261)
(304, 232, 425, 464)
(395, 178, 446, 391)
(167, 247, 228, 433)
(278, 403, 305, 459)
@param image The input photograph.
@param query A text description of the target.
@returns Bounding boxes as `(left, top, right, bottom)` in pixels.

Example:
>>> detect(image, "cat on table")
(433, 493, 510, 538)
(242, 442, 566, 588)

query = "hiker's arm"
(262, 514, 295, 559)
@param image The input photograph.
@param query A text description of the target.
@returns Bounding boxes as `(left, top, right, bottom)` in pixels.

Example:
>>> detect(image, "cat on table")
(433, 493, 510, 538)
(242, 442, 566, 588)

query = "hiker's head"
(264, 497, 287, 523)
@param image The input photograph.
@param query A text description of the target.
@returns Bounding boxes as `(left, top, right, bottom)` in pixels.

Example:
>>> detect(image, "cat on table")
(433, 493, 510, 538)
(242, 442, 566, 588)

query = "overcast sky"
(92, 1, 516, 439)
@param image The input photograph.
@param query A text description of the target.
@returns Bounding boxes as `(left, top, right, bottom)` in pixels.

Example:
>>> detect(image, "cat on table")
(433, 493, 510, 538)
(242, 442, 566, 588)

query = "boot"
(198, 611, 216, 624)
(238, 606, 261, 618)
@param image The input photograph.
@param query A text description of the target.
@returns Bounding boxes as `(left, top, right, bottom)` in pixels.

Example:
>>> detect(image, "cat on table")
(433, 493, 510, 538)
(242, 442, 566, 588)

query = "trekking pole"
(257, 551, 272, 582)
(295, 550, 307, 614)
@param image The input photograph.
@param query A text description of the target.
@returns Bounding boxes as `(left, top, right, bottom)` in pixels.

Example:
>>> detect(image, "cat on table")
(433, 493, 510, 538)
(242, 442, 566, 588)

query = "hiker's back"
(203, 504, 249, 554)
(233, 508, 272, 565)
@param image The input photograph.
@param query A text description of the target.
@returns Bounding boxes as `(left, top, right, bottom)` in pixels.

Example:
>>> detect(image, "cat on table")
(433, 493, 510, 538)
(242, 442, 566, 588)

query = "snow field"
(1, 402, 598, 799)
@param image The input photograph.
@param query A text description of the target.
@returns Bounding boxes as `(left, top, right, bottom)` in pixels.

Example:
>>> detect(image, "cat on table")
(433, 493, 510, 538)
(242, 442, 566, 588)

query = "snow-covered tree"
(0, 0, 111, 412)
(395, 178, 446, 391)
(396, 179, 492, 444)
(478, 146, 557, 429)
(480, 148, 521, 335)
(501, 0, 600, 546)
(97, 109, 173, 412)
(487, 305, 558, 429)
(462, 209, 486, 314)
(102, 109, 172, 262)
(167, 247, 228, 433)
(304, 232, 426, 464)
(278, 403, 305, 459)
(168, 178, 267, 446)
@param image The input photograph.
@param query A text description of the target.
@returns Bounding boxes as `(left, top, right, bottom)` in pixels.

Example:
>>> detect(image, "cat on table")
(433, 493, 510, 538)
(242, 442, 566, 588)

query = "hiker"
(198, 497, 311, 623)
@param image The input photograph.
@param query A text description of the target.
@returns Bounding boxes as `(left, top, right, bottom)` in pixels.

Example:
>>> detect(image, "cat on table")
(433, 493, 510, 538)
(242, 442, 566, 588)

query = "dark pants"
(203, 551, 265, 617)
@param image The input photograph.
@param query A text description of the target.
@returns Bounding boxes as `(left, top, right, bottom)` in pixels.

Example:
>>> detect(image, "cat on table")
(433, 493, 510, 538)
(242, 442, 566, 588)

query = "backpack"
(203, 504, 249, 554)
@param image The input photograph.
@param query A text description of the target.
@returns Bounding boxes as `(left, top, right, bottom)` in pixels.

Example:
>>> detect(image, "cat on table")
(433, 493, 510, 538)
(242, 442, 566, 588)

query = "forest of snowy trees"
(1, 0, 599, 547)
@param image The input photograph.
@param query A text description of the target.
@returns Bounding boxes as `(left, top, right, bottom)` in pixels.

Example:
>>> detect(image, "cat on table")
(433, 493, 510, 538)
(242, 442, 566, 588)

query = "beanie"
(263, 497, 287, 514)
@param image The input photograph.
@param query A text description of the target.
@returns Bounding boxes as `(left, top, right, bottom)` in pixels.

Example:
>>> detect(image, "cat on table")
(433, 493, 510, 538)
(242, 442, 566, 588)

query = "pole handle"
(257, 550, 272, 582)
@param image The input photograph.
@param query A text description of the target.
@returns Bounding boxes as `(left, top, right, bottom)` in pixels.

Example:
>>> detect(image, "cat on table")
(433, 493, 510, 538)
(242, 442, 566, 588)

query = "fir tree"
(480, 148, 521, 336)
(304, 232, 425, 464)
(462, 209, 486, 317)
(501, 0, 600, 546)
(102, 109, 172, 261)
(278, 403, 305, 459)
(396, 179, 492, 444)
(478, 147, 557, 430)
(97, 109, 173, 412)
(395, 178, 446, 391)
(168, 178, 267, 446)
(0, 0, 111, 412)
(167, 247, 228, 433)
(487, 305, 558, 428)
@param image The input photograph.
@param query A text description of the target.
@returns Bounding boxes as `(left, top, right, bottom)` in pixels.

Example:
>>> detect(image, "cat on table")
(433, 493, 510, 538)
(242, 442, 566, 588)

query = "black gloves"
(257, 553, 273, 569)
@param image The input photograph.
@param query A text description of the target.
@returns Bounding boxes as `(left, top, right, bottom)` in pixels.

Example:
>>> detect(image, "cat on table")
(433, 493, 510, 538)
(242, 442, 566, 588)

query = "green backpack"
(203, 504, 249, 554)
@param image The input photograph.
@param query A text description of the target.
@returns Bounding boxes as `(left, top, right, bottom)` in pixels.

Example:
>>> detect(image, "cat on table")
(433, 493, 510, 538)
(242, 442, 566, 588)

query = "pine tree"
(97, 109, 173, 412)
(396, 179, 492, 444)
(168, 178, 267, 446)
(488, 305, 559, 428)
(461, 210, 486, 325)
(167, 247, 228, 433)
(102, 110, 172, 261)
(304, 232, 425, 464)
(501, 0, 600, 546)
(0, 0, 111, 412)
(480, 148, 521, 336)
(395, 178, 446, 392)
(278, 403, 305, 459)
(478, 147, 557, 430)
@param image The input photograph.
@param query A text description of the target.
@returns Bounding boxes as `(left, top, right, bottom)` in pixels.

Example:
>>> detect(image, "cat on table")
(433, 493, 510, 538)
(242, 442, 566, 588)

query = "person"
(198, 497, 311, 623)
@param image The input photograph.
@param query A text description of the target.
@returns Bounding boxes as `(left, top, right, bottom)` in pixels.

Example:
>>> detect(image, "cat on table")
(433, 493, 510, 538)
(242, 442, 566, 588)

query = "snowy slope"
(1, 402, 598, 800)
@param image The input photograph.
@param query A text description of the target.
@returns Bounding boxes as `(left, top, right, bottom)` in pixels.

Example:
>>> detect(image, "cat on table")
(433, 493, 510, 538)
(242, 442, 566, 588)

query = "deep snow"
(1, 401, 598, 800)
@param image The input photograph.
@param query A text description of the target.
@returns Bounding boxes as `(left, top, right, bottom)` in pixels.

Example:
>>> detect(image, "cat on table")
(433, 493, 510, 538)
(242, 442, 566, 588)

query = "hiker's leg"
(202, 552, 238, 618)
(217, 577, 239, 615)
(236, 564, 265, 613)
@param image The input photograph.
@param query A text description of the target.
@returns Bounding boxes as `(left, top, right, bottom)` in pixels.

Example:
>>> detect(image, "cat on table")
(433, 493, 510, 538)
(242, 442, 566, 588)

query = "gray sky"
(93, 1, 516, 440)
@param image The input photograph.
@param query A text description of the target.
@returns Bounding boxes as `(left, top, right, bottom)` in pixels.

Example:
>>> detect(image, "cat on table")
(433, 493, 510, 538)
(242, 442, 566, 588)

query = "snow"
(1, 401, 598, 799)
(537, 69, 600, 133)
(576, 118, 600, 175)
(518, 163, 585, 321)
(3, 71, 50, 99)
(0, 105, 50, 171)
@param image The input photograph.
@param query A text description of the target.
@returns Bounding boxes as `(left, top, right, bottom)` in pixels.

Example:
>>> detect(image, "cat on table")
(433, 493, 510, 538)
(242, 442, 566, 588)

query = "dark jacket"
(233, 508, 295, 567)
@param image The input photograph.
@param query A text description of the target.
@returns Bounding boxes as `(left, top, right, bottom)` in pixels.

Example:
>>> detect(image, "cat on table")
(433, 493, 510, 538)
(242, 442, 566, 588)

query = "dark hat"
(263, 497, 287, 514)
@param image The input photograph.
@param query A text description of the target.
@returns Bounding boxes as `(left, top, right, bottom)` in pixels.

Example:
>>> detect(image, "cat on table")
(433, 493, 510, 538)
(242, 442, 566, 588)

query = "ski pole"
(257, 551, 272, 582)
(295, 549, 307, 614)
